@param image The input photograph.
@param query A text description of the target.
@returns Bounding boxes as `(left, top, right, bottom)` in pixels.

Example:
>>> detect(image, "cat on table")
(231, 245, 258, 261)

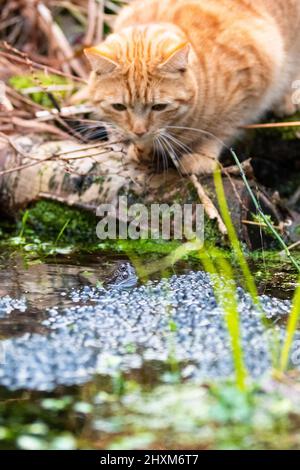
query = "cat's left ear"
(159, 43, 190, 73)
(84, 47, 119, 75)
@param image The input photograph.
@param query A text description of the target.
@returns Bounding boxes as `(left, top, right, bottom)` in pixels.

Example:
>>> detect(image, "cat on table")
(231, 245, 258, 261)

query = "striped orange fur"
(85, 0, 300, 174)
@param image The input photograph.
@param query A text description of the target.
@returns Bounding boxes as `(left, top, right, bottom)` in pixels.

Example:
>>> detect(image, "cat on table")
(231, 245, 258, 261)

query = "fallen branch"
(0, 134, 296, 249)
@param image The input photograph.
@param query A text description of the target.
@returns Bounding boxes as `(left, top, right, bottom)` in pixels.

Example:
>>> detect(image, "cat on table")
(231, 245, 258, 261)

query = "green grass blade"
(199, 248, 247, 391)
(18, 210, 29, 238)
(213, 168, 260, 307)
(55, 219, 71, 245)
(229, 149, 300, 274)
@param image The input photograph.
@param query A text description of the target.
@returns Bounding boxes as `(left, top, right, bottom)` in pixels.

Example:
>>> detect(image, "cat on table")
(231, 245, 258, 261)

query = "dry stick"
(189, 174, 228, 235)
(0, 138, 124, 175)
(55, 140, 123, 157)
(0, 145, 116, 176)
(84, 0, 97, 45)
(222, 158, 254, 178)
(241, 121, 300, 129)
(6, 85, 46, 111)
(242, 219, 282, 230)
(0, 154, 58, 176)
(222, 167, 249, 214)
(95, 0, 104, 43)
(0, 81, 13, 111)
(0, 125, 13, 132)
(0, 48, 85, 83)
(0, 131, 33, 160)
(2, 114, 70, 138)
(37, 3, 87, 79)
(11, 116, 71, 139)
(59, 146, 121, 161)
(35, 105, 94, 121)
(280, 240, 300, 255)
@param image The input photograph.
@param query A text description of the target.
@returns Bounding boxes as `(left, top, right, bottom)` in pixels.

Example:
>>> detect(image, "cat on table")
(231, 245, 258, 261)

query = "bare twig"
(222, 158, 255, 179)
(0, 46, 85, 83)
(37, 3, 87, 79)
(189, 174, 228, 235)
(95, 0, 104, 43)
(279, 240, 300, 255)
(84, 0, 98, 45)
(241, 121, 300, 130)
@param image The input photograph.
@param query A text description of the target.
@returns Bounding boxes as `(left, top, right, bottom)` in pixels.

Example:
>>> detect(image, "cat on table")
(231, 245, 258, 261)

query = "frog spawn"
(0, 271, 297, 391)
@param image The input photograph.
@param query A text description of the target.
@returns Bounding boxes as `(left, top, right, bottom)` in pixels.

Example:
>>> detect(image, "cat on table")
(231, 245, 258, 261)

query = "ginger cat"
(85, 0, 300, 175)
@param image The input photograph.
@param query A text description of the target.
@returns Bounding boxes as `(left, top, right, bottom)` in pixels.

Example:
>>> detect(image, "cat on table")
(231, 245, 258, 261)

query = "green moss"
(0, 201, 188, 260)
(22, 200, 98, 244)
(9, 73, 73, 108)
(0, 200, 298, 281)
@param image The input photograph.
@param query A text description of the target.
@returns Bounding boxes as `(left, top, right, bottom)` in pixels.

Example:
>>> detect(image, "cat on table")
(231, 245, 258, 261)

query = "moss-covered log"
(0, 134, 298, 249)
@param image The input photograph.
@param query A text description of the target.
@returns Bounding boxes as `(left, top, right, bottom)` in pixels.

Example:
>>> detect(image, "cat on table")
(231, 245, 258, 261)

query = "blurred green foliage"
(9, 73, 73, 108)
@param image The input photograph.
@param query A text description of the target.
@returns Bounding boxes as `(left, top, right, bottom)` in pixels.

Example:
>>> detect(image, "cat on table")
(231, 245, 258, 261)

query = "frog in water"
(105, 262, 138, 291)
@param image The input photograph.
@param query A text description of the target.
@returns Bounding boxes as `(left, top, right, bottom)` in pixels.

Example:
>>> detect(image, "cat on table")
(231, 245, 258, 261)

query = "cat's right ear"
(84, 47, 118, 75)
(158, 43, 190, 73)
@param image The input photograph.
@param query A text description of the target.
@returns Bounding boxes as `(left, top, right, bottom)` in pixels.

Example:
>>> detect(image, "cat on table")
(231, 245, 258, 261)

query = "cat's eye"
(112, 103, 127, 111)
(152, 103, 168, 111)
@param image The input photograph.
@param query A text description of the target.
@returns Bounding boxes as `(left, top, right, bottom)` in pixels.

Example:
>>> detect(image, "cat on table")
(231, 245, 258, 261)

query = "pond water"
(0, 250, 299, 449)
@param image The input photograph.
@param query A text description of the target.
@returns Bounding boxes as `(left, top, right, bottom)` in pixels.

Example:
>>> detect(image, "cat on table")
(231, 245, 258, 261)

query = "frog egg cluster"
(0, 296, 27, 318)
(0, 271, 297, 391)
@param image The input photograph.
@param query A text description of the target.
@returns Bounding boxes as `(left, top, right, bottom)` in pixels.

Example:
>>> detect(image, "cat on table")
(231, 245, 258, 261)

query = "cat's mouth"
(128, 133, 153, 145)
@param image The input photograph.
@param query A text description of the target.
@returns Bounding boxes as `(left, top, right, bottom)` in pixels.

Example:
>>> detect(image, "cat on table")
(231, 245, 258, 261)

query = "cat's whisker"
(166, 125, 229, 154)
(156, 135, 169, 177)
(163, 131, 209, 171)
(153, 136, 160, 172)
(159, 134, 185, 177)
(67, 124, 103, 132)
(162, 131, 192, 156)
(160, 131, 200, 176)
(157, 135, 171, 176)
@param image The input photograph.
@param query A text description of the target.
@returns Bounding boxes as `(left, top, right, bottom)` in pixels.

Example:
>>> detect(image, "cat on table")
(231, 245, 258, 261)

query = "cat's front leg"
(127, 143, 153, 163)
(127, 143, 139, 163)
(178, 139, 222, 175)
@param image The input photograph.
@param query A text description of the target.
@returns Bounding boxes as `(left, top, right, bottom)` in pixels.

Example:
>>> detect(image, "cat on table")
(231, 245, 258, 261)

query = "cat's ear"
(159, 43, 190, 73)
(84, 47, 118, 75)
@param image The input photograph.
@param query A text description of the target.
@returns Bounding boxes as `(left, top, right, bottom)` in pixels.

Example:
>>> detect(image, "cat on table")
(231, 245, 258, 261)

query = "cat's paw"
(127, 143, 153, 164)
(127, 144, 140, 162)
(179, 153, 218, 175)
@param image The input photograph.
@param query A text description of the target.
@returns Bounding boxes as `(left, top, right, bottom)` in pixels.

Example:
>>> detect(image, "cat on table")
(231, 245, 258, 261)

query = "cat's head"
(84, 25, 197, 145)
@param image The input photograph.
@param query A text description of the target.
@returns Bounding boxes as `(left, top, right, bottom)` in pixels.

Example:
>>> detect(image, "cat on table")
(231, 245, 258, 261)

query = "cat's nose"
(134, 130, 146, 137)
(132, 122, 147, 137)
